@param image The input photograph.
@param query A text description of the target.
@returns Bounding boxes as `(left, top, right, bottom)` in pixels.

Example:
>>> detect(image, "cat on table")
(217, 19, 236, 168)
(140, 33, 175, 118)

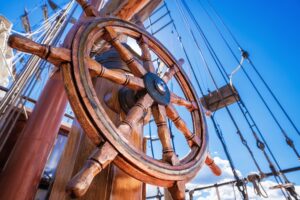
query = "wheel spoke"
(76, 0, 99, 17)
(152, 104, 179, 165)
(170, 92, 198, 111)
(103, 26, 147, 77)
(86, 57, 145, 90)
(165, 104, 200, 147)
(118, 94, 153, 137)
(138, 35, 155, 73)
(8, 34, 71, 66)
(162, 65, 179, 83)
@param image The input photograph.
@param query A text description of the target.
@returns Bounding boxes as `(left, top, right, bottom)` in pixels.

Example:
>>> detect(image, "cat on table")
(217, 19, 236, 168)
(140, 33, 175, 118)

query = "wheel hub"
(155, 79, 167, 94)
(144, 72, 170, 105)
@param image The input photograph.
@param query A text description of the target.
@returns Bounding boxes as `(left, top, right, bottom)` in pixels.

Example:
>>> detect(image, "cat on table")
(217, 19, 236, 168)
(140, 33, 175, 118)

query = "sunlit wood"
(205, 154, 222, 176)
(138, 35, 155, 72)
(8, 34, 71, 66)
(86, 58, 145, 90)
(162, 65, 179, 83)
(165, 104, 200, 147)
(152, 104, 179, 165)
(103, 26, 147, 77)
(118, 94, 153, 137)
(66, 142, 118, 197)
(170, 92, 198, 111)
(76, 0, 100, 17)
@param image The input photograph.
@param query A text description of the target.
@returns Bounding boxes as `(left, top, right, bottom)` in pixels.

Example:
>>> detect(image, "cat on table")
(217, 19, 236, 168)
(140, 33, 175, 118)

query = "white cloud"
(146, 156, 300, 199)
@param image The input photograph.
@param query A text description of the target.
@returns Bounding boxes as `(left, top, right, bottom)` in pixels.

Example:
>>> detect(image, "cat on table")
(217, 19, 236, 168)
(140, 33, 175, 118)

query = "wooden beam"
(101, 0, 160, 21)
(133, 0, 163, 22)
(200, 84, 240, 112)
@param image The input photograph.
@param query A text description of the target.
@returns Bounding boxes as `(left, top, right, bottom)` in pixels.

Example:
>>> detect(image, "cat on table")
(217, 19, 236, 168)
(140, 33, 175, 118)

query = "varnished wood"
(170, 92, 198, 111)
(118, 94, 153, 138)
(152, 104, 179, 165)
(116, 0, 149, 20)
(8, 34, 71, 66)
(103, 26, 147, 77)
(162, 65, 179, 83)
(138, 35, 155, 72)
(167, 181, 186, 200)
(165, 104, 200, 148)
(8, 34, 146, 91)
(76, 0, 100, 17)
(87, 58, 145, 90)
(49, 120, 83, 200)
(205, 154, 222, 176)
(66, 142, 118, 197)
(142, 137, 147, 200)
(200, 84, 240, 112)
(133, 0, 163, 22)
(65, 18, 207, 187)
(8, 16, 208, 197)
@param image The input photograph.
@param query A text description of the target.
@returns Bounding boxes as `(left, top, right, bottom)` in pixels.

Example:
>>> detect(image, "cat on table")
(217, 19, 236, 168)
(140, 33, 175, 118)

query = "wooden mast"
(1, 1, 220, 199)
(0, 1, 102, 200)
(0, 72, 68, 200)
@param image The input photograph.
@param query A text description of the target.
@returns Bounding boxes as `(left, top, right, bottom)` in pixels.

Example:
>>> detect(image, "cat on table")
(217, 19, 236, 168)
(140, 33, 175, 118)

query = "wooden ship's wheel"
(8, 1, 221, 199)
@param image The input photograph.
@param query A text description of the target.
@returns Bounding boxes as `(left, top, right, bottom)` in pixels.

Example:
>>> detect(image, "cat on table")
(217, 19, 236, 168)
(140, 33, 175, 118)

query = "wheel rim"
(62, 17, 208, 187)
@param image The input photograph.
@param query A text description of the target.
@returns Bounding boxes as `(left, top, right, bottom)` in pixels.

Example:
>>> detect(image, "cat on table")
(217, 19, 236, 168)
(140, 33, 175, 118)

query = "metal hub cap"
(155, 79, 167, 94)
(143, 72, 170, 105)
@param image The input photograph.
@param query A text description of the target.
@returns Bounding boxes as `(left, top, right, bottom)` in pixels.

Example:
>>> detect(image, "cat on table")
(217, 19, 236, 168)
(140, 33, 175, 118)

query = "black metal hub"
(143, 72, 170, 105)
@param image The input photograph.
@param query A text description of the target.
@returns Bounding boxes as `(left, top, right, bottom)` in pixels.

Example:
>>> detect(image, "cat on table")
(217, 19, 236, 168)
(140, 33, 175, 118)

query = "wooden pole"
(0, 1, 105, 199)
(0, 72, 68, 200)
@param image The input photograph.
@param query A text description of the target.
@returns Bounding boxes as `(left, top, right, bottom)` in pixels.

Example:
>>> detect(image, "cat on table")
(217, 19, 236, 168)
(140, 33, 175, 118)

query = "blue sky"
(1, 0, 300, 199)
(151, 0, 300, 182)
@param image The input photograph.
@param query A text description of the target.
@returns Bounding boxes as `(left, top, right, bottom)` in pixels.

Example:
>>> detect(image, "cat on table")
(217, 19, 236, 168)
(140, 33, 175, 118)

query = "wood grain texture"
(76, 0, 100, 17)
(162, 65, 179, 83)
(165, 104, 200, 148)
(205, 154, 222, 176)
(170, 92, 198, 111)
(152, 104, 179, 165)
(8, 34, 71, 66)
(118, 94, 153, 138)
(167, 181, 186, 200)
(7, 6, 209, 197)
(49, 120, 83, 200)
(63, 18, 208, 187)
(87, 57, 145, 90)
(138, 35, 155, 72)
(133, 0, 163, 22)
(101, 0, 151, 20)
(200, 84, 240, 112)
(66, 142, 118, 197)
(104, 26, 147, 77)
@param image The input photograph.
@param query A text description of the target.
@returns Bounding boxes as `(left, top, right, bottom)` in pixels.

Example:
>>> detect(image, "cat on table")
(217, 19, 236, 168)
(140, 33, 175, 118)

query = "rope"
(207, 1, 300, 137)
(191, 2, 295, 198)
(147, 4, 177, 154)
(247, 173, 268, 198)
(247, 58, 300, 137)
(0, 1, 76, 151)
(163, 1, 208, 95)
(163, 2, 248, 198)
(229, 54, 245, 87)
(206, 0, 300, 140)
(196, 1, 297, 198)
(178, 0, 263, 175)
(172, 1, 249, 198)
